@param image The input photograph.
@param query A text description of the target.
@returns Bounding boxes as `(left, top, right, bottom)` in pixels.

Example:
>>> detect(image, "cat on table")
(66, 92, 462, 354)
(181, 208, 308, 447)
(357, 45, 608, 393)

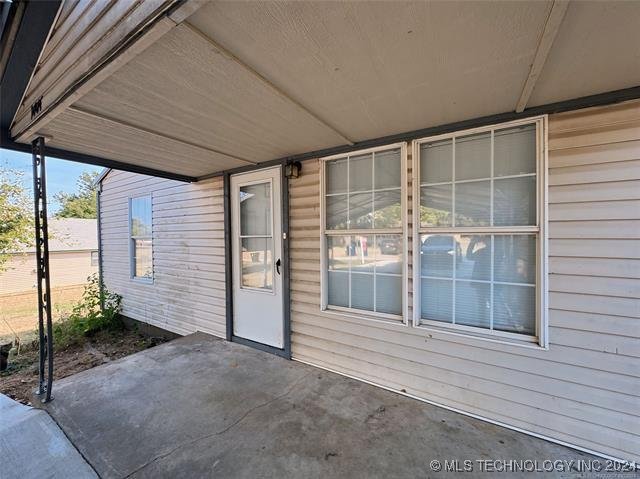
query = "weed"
(53, 274, 123, 349)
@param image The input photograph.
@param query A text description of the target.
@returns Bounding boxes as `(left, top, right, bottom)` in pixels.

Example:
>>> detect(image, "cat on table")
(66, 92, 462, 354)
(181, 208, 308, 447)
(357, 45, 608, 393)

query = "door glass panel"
(241, 237, 273, 290)
(240, 182, 271, 236)
(239, 180, 273, 291)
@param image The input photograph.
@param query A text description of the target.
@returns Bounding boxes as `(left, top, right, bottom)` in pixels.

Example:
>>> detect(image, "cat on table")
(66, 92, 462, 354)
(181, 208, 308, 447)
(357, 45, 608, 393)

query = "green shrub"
(53, 274, 123, 349)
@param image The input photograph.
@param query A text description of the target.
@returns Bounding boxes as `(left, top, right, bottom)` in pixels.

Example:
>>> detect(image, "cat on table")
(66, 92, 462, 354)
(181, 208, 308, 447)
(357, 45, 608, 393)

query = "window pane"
(326, 194, 348, 230)
(351, 273, 373, 311)
(349, 193, 373, 229)
(455, 281, 490, 328)
(349, 153, 373, 192)
(458, 235, 491, 281)
(420, 140, 452, 184)
(131, 197, 151, 237)
(133, 239, 152, 278)
(376, 275, 402, 315)
(421, 278, 452, 323)
(241, 237, 272, 290)
(328, 271, 349, 307)
(494, 235, 536, 284)
(455, 132, 491, 181)
(494, 125, 536, 177)
(373, 190, 401, 229)
(455, 180, 490, 226)
(326, 158, 348, 194)
(240, 183, 271, 236)
(374, 148, 401, 189)
(420, 184, 452, 227)
(327, 235, 350, 272)
(375, 234, 402, 275)
(420, 234, 455, 278)
(494, 176, 536, 226)
(347, 235, 375, 273)
(493, 284, 535, 335)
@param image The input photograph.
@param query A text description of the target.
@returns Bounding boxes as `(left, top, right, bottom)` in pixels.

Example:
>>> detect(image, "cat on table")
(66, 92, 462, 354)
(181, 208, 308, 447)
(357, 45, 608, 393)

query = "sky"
(1, 148, 103, 214)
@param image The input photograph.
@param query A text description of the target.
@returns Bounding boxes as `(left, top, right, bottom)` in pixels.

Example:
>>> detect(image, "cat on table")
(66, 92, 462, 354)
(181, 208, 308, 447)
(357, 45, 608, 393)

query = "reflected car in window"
(420, 235, 462, 264)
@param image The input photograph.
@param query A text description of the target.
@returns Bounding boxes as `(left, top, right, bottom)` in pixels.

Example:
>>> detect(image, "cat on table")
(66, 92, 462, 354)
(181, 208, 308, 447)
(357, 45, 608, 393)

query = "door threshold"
(231, 335, 290, 359)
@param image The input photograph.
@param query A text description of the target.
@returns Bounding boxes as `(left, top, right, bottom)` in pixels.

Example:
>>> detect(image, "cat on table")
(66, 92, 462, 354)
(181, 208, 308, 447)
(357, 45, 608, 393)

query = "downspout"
(96, 182, 104, 311)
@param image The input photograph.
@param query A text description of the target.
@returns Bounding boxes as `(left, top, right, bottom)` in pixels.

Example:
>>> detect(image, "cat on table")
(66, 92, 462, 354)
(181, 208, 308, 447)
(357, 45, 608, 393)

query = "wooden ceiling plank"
(11, 0, 207, 143)
(515, 0, 570, 113)
(182, 21, 355, 147)
(67, 105, 258, 165)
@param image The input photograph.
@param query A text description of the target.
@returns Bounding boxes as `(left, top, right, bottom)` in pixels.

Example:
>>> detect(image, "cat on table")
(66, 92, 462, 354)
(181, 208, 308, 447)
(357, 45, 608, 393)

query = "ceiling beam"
(200, 85, 640, 179)
(0, 1, 61, 131)
(515, 0, 570, 113)
(11, 0, 208, 143)
(183, 21, 356, 147)
(0, 128, 197, 183)
(67, 105, 258, 165)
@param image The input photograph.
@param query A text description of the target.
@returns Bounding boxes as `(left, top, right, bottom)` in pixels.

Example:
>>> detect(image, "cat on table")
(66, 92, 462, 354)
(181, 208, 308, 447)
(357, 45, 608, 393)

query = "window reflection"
(241, 237, 273, 290)
(326, 234, 402, 315)
(420, 234, 536, 333)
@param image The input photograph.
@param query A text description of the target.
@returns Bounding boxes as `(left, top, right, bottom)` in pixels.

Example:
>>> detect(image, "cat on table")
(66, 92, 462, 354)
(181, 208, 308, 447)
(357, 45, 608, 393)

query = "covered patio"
(1, 0, 639, 467)
(43, 333, 595, 478)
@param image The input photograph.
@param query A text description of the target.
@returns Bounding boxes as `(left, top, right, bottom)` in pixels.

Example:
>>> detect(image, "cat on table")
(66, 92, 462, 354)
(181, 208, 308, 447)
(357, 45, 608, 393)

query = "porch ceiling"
(11, 1, 640, 178)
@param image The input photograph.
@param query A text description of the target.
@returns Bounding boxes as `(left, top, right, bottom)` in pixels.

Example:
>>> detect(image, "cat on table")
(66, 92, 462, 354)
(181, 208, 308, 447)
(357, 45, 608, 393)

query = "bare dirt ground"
(0, 285, 84, 342)
(0, 330, 166, 405)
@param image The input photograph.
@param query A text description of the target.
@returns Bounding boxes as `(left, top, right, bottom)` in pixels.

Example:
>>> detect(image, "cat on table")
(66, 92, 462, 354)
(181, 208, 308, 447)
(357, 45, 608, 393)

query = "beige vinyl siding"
(289, 100, 640, 461)
(99, 170, 225, 338)
(0, 251, 97, 295)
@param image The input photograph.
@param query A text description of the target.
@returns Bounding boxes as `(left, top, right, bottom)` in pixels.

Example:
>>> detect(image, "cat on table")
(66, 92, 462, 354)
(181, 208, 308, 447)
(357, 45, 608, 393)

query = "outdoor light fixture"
(284, 161, 302, 179)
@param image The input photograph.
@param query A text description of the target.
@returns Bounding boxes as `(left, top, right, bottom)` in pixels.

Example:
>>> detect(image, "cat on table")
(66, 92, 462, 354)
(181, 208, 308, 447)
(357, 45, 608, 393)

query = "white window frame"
(412, 116, 548, 347)
(319, 143, 408, 324)
(128, 195, 153, 284)
(90, 250, 99, 267)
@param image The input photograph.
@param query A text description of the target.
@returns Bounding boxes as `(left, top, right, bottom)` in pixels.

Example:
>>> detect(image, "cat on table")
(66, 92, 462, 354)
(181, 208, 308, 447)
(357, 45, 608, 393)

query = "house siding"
(99, 100, 639, 461)
(99, 170, 226, 338)
(288, 100, 640, 461)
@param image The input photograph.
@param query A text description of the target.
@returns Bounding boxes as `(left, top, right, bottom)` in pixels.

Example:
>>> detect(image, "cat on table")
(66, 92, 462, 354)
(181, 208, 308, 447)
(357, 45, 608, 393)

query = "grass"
(0, 275, 169, 405)
(0, 285, 85, 342)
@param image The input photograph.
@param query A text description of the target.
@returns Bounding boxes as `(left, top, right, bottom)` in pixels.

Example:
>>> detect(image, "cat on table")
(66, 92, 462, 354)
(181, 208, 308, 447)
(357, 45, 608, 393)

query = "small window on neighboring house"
(91, 251, 99, 267)
(321, 144, 406, 320)
(129, 196, 153, 281)
(414, 118, 545, 344)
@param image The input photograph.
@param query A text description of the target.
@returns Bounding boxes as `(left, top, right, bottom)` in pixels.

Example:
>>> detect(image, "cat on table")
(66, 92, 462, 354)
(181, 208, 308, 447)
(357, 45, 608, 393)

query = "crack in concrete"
(123, 371, 313, 478)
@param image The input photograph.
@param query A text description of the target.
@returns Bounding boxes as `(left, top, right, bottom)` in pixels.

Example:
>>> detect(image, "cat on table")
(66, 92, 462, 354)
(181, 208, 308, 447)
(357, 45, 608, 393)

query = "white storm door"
(231, 167, 284, 348)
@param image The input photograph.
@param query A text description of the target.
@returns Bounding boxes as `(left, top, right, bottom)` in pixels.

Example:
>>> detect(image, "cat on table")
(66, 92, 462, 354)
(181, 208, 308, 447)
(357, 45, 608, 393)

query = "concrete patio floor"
(43, 333, 597, 478)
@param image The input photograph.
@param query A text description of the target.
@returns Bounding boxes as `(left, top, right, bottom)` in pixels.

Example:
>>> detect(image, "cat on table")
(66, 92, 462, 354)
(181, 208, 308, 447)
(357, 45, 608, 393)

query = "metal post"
(32, 136, 53, 402)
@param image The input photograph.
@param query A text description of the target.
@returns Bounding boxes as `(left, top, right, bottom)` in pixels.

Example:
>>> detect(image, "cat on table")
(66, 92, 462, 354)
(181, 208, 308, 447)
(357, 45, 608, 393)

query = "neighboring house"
(0, 218, 98, 295)
(5, 0, 640, 464)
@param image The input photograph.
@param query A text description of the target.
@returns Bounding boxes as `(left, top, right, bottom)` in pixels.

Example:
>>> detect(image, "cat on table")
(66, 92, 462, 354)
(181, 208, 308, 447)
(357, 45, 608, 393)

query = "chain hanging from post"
(32, 136, 53, 402)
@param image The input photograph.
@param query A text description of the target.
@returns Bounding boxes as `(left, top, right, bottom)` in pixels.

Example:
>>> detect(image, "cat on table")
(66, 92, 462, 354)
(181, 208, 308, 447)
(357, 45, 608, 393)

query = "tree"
(55, 171, 99, 219)
(0, 167, 32, 272)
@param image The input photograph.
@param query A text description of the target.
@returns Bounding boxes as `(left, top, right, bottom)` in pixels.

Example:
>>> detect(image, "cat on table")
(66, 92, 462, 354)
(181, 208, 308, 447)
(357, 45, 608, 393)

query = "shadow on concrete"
(43, 333, 596, 478)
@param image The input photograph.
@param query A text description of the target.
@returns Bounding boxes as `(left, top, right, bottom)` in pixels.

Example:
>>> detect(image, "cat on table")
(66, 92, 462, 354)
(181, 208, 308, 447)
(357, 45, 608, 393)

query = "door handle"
(276, 258, 281, 275)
